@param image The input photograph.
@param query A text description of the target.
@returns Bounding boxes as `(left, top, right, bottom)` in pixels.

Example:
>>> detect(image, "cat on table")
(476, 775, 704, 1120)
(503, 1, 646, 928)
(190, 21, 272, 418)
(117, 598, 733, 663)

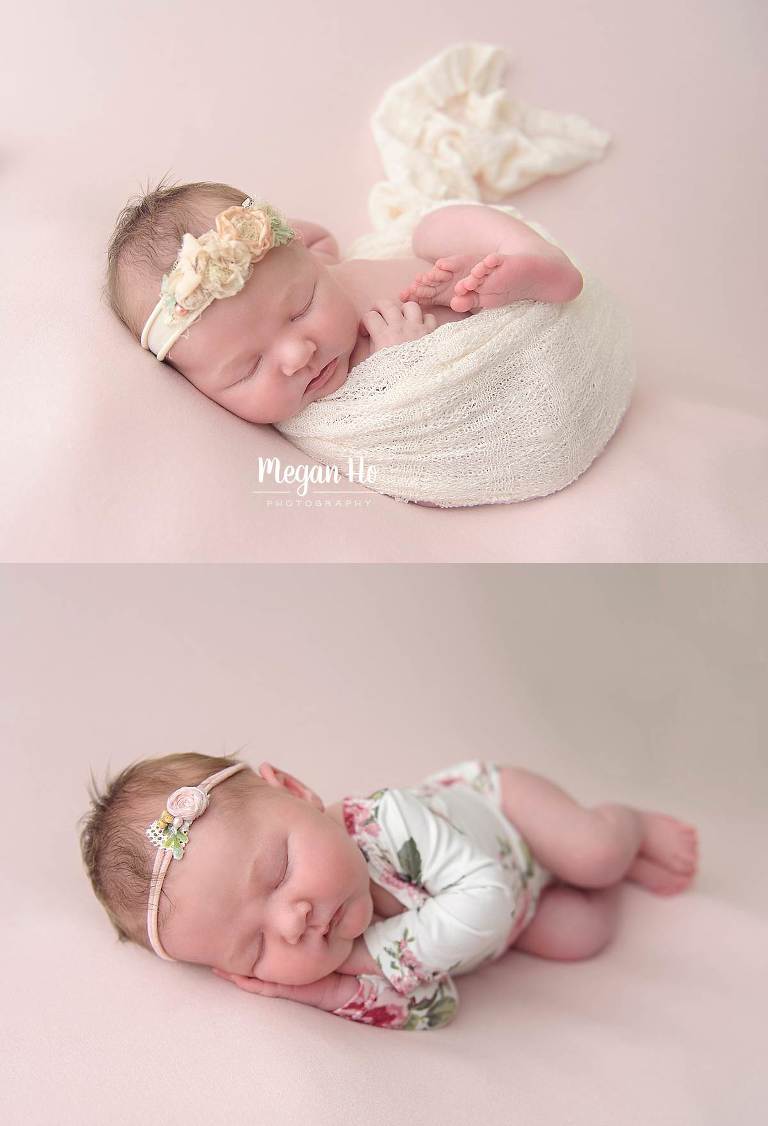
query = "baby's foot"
(625, 812, 699, 895)
(399, 252, 580, 312)
(399, 255, 478, 309)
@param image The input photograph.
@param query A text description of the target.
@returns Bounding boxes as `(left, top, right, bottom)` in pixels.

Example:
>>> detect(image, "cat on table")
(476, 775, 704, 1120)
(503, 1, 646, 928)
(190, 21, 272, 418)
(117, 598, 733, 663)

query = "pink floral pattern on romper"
(332, 761, 547, 1031)
(333, 789, 459, 1030)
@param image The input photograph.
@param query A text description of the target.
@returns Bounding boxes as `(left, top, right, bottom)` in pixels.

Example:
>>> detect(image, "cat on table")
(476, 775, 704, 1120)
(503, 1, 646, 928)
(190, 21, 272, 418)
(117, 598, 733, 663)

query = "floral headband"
(140, 198, 301, 362)
(145, 761, 247, 960)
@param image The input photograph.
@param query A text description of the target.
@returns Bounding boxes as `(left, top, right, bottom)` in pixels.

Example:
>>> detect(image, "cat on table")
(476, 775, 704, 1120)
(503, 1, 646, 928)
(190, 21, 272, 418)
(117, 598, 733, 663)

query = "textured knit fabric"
(332, 760, 552, 1030)
(276, 43, 634, 506)
(353, 41, 612, 243)
(277, 233, 635, 506)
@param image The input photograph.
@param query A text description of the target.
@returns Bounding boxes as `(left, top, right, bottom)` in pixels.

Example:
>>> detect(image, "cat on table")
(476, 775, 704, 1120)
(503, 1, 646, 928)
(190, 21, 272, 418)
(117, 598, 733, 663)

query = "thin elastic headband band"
(145, 762, 247, 960)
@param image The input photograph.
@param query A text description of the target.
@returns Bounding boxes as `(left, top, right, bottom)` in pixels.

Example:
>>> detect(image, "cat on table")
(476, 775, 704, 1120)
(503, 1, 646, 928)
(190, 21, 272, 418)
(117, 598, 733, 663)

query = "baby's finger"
(401, 301, 424, 321)
(213, 969, 277, 996)
(361, 310, 386, 332)
(369, 299, 402, 324)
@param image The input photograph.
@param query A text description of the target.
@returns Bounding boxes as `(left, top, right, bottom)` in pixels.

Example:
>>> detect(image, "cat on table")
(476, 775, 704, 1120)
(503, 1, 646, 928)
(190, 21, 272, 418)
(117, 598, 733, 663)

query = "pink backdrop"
(1, 1, 766, 561)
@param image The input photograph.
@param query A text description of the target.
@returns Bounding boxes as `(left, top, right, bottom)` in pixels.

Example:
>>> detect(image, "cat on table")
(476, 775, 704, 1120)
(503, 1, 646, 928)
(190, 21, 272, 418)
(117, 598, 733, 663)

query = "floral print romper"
(332, 760, 553, 1031)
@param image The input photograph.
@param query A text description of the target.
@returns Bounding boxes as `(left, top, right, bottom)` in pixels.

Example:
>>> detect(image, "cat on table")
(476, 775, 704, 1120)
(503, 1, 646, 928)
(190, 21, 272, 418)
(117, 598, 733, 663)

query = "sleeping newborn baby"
(106, 180, 634, 506)
(80, 755, 698, 1030)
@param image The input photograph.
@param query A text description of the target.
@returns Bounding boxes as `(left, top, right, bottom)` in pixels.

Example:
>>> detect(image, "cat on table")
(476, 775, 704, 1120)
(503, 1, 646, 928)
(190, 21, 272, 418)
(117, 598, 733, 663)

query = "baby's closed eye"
(234, 285, 317, 386)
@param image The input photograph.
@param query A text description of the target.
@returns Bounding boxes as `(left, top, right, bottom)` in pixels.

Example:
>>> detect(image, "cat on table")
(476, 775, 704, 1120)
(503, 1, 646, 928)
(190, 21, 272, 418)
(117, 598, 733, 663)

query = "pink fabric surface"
(2, 2, 766, 561)
(2, 566, 765, 1124)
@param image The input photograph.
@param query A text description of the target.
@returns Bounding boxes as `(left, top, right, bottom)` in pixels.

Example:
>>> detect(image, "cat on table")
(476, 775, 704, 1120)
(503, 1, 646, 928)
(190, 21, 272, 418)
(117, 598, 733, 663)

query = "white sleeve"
(362, 789, 514, 995)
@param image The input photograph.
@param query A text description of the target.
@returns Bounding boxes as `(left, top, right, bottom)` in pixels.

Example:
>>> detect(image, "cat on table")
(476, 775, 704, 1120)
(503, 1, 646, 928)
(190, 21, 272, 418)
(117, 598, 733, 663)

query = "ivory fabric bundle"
(276, 43, 635, 507)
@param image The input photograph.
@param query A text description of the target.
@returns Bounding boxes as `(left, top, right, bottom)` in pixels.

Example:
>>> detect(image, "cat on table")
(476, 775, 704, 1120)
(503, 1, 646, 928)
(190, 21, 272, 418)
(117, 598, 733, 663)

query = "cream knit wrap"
(276, 44, 635, 507)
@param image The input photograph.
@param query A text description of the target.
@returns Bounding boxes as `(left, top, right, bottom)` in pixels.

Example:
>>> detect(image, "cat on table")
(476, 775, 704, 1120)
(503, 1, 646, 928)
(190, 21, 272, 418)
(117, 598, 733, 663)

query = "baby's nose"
(286, 901, 312, 942)
(281, 342, 316, 377)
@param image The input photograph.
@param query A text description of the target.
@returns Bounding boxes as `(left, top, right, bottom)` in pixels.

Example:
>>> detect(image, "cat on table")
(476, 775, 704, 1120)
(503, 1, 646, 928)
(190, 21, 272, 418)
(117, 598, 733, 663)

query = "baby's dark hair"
(79, 752, 271, 951)
(103, 175, 248, 345)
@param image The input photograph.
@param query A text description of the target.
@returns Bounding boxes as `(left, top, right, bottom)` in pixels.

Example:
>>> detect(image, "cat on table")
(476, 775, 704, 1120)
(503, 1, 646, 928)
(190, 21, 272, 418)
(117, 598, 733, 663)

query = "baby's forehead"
(195, 792, 278, 872)
(250, 267, 307, 310)
(251, 245, 313, 300)
(231, 259, 314, 342)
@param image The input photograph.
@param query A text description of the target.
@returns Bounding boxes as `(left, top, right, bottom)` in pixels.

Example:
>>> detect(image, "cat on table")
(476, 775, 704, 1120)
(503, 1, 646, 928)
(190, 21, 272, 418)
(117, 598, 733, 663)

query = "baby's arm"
(214, 962, 458, 1031)
(360, 789, 516, 994)
(332, 972, 459, 1030)
(335, 934, 381, 975)
(330, 931, 460, 1029)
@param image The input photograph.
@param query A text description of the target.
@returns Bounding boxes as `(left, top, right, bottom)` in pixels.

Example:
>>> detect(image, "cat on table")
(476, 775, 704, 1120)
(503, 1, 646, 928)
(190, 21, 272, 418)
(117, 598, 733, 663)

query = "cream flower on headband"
(158, 201, 297, 325)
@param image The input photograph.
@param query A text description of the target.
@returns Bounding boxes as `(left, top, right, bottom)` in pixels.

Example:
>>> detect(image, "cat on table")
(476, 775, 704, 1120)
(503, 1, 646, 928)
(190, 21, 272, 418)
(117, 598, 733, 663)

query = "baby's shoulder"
(344, 785, 449, 845)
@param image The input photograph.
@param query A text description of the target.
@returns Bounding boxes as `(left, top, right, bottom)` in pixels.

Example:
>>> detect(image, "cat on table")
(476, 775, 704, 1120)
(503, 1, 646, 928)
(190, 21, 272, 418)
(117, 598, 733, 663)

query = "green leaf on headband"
(161, 826, 190, 858)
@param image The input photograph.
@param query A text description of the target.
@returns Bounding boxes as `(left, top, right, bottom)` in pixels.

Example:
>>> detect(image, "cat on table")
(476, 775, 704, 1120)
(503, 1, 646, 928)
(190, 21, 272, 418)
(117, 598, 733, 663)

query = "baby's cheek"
(259, 382, 305, 425)
(224, 383, 290, 425)
(303, 936, 352, 981)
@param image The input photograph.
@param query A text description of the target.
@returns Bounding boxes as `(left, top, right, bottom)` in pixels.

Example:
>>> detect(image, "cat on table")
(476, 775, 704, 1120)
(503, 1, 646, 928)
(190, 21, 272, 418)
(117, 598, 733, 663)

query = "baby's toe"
(450, 293, 477, 312)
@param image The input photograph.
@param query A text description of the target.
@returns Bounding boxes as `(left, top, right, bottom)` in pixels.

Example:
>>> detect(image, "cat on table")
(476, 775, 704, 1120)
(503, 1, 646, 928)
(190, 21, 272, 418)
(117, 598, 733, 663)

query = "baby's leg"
(499, 766, 699, 894)
(513, 884, 621, 961)
(405, 205, 583, 310)
(403, 252, 583, 312)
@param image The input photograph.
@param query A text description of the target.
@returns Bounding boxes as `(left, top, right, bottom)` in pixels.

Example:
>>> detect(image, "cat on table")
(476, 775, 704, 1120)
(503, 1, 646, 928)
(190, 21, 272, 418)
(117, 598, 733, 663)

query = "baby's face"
(165, 242, 359, 424)
(158, 768, 374, 984)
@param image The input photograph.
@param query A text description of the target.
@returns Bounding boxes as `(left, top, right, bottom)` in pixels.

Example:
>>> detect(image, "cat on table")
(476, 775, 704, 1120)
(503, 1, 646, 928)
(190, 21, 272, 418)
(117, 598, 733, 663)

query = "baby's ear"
(257, 762, 324, 809)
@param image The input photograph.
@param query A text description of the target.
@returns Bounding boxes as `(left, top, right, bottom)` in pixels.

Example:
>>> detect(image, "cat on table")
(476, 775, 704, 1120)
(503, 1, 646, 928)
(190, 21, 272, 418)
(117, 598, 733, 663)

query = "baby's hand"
(212, 967, 360, 1013)
(360, 299, 437, 355)
(334, 934, 381, 976)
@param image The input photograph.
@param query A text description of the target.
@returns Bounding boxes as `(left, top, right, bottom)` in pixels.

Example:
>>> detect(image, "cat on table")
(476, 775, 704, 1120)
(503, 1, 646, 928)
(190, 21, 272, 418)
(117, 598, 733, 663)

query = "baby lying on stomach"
(80, 754, 698, 1031)
(107, 180, 630, 506)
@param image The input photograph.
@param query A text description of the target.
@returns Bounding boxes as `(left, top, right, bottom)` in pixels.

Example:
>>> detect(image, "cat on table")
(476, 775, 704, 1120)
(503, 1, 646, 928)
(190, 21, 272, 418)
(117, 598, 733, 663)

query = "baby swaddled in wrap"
(276, 201, 635, 507)
(275, 43, 635, 506)
(119, 43, 634, 508)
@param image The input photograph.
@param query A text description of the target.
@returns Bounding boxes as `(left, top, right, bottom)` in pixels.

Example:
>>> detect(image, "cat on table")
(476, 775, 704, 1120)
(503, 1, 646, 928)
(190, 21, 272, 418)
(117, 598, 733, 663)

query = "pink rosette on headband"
(166, 785, 209, 821)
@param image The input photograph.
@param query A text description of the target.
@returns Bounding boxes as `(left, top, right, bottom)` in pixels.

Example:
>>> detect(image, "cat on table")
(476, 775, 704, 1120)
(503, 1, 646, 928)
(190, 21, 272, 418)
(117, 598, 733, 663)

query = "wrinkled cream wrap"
(276, 43, 635, 506)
